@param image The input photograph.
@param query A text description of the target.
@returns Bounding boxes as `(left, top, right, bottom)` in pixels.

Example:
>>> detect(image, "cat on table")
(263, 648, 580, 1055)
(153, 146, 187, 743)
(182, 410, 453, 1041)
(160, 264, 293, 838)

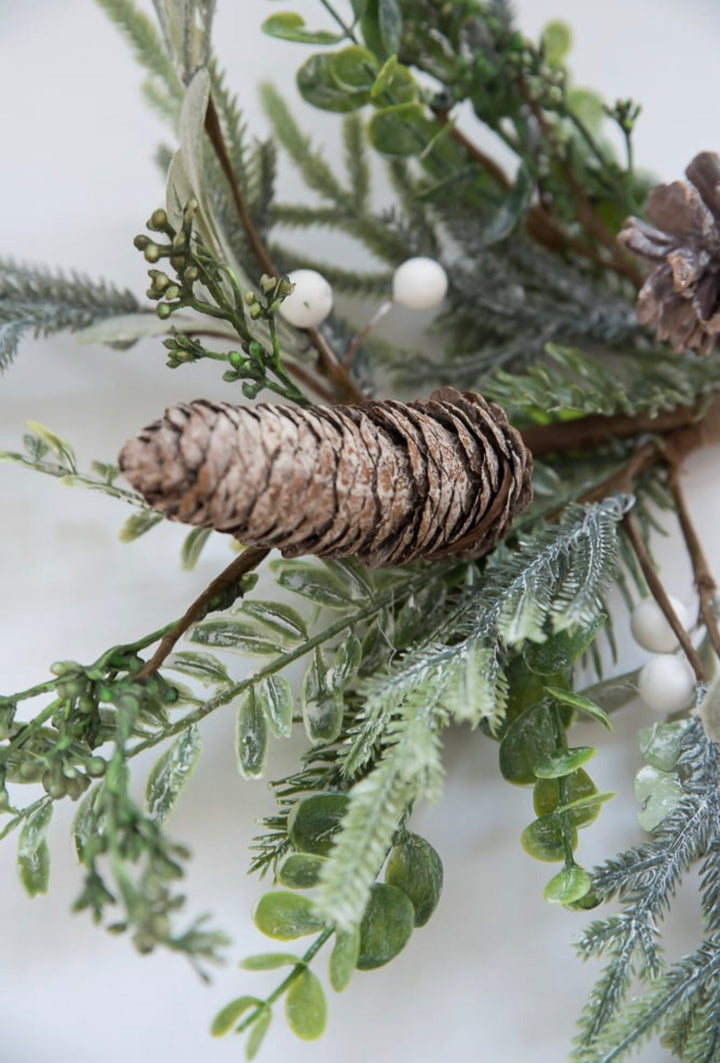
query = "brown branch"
(623, 514, 707, 684)
(577, 440, 660, 505)
(204, 94, 367, 405)
(138, 545, 270, 679)
(666, 461, 720, 659)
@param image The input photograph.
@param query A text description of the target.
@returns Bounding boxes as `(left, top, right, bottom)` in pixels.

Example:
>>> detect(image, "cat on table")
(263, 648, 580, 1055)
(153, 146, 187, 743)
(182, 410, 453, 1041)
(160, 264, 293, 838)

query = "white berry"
(638, 655, 696, 715)
(392, 257, 448, 310)
(278, 269, 333, 329)
(630, 596, 691, 654)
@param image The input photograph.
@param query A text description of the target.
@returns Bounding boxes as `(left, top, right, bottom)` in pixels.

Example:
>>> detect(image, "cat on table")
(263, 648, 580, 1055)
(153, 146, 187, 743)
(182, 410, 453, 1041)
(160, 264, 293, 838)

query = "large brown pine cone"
(118, 388, 533, 568)
(619, 151, 720, 357)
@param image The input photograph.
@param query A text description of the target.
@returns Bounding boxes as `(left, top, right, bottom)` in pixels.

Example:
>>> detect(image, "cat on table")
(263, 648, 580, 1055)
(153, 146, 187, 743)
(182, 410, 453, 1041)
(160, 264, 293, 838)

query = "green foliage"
(0, 259, 140, 370)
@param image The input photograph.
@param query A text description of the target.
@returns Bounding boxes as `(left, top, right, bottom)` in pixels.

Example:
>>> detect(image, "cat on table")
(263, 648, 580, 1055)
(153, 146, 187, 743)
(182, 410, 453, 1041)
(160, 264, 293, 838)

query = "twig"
(204, 93, 367, 405)
(666, 461, 720, 659)
(138, 546, 270, 679)
(623, 514, 707, 683)
(577, 440, 660, 504)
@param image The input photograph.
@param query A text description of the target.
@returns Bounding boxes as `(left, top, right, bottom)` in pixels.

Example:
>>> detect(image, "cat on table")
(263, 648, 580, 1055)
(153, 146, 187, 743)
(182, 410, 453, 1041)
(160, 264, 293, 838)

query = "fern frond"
(343, 498, 627, 777)
(0, 259, 140, 369)
(94, 0, 181, 98)
(573, 720, 720, 1061)
(315, 701, 445, 930)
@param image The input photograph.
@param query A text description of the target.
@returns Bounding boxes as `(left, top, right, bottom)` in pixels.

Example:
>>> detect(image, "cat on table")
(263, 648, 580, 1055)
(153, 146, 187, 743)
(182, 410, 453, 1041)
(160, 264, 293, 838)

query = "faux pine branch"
(5, 2, 720, 1061)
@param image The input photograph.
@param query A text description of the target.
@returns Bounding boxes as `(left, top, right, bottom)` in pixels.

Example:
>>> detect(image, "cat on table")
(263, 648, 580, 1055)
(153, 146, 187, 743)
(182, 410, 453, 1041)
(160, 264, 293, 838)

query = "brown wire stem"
(622, 513, 707, 683)
(138, 545, 270, 679)
(666, 462, 720, 659)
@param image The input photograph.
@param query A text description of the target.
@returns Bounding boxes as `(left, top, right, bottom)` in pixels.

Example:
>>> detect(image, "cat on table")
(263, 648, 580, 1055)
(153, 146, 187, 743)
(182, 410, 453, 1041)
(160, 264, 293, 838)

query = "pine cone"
(619, 152, 720, 356)
(118, 389, 533, 568)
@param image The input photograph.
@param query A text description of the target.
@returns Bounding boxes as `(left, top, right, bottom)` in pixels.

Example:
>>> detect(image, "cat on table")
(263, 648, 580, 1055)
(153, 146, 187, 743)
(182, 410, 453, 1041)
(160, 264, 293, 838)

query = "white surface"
(2, 3, 720, 1063)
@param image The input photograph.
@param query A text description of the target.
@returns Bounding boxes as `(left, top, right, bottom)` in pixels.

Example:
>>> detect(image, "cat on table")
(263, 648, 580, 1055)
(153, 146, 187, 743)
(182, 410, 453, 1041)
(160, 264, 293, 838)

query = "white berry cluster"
(278, 257, 448, 329)
(630, 596, 696, 714)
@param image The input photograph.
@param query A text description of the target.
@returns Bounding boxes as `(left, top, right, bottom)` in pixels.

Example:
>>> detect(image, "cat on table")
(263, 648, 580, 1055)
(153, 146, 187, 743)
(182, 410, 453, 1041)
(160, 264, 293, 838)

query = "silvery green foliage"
(574, 718, 720, 1063)
(0, 259, 139, 370)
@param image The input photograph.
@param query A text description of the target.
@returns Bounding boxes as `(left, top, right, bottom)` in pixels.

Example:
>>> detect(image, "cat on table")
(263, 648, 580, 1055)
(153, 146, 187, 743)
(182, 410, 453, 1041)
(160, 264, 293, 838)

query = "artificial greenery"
(4, 1, 720, 1060)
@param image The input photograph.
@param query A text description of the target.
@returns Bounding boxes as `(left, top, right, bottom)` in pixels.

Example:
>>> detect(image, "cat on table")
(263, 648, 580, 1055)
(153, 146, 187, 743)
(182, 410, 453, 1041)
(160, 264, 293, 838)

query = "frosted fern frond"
(573, 719, 720, 1063)
(315, 700, 445, 930)
(95, 0, 181, 99)
(260, 84, 411, 265)
(482, 344, 720, 425)
(343, 497, 627, 778)
(0, 260, 140, 370)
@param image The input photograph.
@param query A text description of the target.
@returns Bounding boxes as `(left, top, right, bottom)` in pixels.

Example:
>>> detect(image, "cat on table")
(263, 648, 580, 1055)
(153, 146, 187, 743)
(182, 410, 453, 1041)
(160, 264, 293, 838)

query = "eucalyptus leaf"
(262, 13, 343, 45)
(253, 891, 326, 940)
(330, 45, 378, 93)
(210, 996, 262, 1037)
(236, 690, 269, 779)
(240, 952, 300, 971)
(18, 799, 53, 896)
(296, 53, 369, 113)
(370, 55, 416, 104)
(356, 883, 414, 969)
(499, 701, 557, 785)
(543, 864, 591, 905)
(635, 765, 684, 833)
(533, 768, 602, 828)
(329, 926, 360, 991)
(285, 968, 327, 1040)
(146, 725, 202, 823)
(638, 719, 691, 773)
(384, 833, 443, 927)
(278, 853, 327, 890)
(534, 746, 596, 779)
(521, 814, 577, 862)
(525, 615, 606, 675)
(287, 792, 350, 856)
(545, 686, 612, 731)
(245, 1007, 272, 1060)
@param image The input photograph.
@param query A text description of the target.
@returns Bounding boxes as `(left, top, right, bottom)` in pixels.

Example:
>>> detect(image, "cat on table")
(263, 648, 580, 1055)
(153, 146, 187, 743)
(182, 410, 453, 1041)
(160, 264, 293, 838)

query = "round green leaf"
(524, 615, 606, 675)
(542, 20, 572, 66)
(330, 45, 378, 92)
(245, 1007, 272, 1061)
(543, 865, 592, 905)
(498, 702, 557, 785)
(534, 746, 596, 779)
(211, 996, 262, 1037)
(285, 969, 327, 1040)
(638, 720, 690, 773)
(297, 53, 369, 113)
(367, 103, 435, 157)
(287, 792, 350, 856)
(533, 768, 601, 828)
(262, 12, 343, 45)
(356, 883, 415, 970)
(635, 765, 684, 833)
(521, 815, 577, 863)
(329, 927, 360, 992)
(278, 853, 327, 890)
(370, 56, 417, 104)
(384, 833, 443, 927)
(253, 891, 327, 940)
(240, 952, 300, 971)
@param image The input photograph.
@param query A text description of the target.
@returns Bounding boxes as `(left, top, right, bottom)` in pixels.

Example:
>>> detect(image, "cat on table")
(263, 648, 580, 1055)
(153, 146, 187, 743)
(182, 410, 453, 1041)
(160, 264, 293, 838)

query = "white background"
(2, 2, 720, 1062)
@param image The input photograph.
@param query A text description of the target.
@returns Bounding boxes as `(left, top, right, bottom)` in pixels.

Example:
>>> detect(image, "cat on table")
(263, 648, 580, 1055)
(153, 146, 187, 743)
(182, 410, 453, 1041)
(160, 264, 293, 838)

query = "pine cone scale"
(119, 388, 533, 568)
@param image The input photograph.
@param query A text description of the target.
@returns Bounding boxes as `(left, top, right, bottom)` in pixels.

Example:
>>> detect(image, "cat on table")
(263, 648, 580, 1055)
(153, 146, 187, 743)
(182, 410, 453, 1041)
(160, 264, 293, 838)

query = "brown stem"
(204, 96, 276, 277)
(623, 514, 707, 683)
(138, 546, 270, 679)
(204, 94, 367, 405)
(520, 398, 717, 458)
(666, 461, 720, 659)
(577, 440, 660, 504)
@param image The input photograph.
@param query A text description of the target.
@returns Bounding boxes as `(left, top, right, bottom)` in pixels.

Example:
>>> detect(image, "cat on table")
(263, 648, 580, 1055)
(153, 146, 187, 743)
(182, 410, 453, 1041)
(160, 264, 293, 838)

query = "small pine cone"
(619, 151, 720, 356)
(118, 388, 533, 568)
